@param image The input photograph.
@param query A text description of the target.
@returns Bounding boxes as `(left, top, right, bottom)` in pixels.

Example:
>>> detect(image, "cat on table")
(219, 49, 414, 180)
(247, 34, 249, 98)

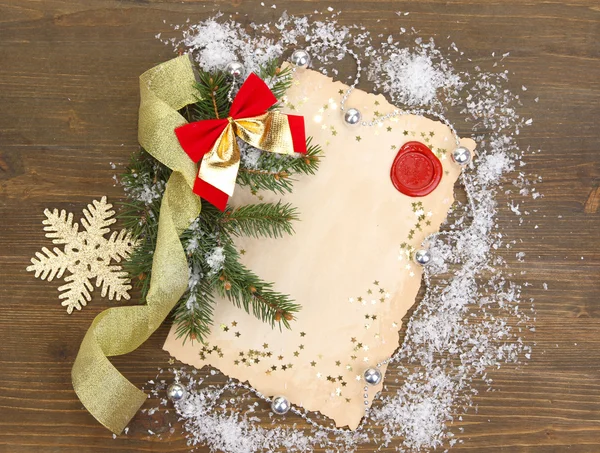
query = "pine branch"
(237, 137, 322, 194)
(190, 71, 232, 121)
(119, 150, 169, 302)
(172, 271, 217, 344)
(221, 202, 298, 239)
(216, 239, 300, 330)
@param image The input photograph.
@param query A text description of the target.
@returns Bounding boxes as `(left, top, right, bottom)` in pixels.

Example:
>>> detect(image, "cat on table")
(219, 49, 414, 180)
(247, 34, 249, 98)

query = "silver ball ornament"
(452, 146, 472, 165)
(271, 395, 291, 415)
(290, 49, 311, 68)
(225, 61, 244, 78)
(414, 249, 432, 266)
(344, 108, 362, 126)
(363, 367, 382, 386)
(167, 382, 187, 402)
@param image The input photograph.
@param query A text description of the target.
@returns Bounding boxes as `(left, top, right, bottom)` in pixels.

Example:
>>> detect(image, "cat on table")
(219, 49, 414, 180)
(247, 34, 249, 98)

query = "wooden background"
(1, 0, 599, 451)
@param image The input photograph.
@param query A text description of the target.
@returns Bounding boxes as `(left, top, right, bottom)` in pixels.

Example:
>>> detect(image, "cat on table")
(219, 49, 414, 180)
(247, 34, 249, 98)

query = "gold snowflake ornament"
(27, 196, 137, 314)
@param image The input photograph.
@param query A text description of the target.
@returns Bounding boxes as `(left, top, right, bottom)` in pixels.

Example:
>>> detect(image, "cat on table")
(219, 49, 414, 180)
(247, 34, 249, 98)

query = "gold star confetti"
(355, 136, 362, 142)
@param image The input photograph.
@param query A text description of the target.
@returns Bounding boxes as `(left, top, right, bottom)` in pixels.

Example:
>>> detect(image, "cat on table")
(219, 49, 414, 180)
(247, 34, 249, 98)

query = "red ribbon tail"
(286, 114, 307, 154)
(193, 177, 229, 212)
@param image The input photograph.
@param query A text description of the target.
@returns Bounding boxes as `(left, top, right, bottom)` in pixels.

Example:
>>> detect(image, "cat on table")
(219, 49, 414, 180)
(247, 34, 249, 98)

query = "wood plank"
(0, 0, 598, 451)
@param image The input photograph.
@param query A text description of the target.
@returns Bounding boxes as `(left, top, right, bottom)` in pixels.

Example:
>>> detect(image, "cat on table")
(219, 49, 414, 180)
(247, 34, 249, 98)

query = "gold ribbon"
(71, 55, 200, 434)
(199, 112, 298, 197)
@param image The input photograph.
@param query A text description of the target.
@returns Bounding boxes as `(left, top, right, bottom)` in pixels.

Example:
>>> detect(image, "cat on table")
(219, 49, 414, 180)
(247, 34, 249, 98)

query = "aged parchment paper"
(164, 66, 475, 429)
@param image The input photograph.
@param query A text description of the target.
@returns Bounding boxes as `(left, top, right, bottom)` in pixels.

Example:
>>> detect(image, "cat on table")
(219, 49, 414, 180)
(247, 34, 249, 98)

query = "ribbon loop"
(175, 72, 307, 211)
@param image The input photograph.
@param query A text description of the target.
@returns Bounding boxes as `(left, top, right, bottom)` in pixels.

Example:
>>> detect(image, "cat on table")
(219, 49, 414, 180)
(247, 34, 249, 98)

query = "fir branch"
(237, 137, 322, 194)
(221, 202, 298, 239)
(216, 239, 300, 330)
(190, 71, 232, 121)
(172, 271, 217, 344)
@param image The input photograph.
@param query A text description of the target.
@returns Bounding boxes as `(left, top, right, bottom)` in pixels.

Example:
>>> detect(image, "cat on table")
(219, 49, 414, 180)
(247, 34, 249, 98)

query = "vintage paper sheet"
(164, 65, 475, 429)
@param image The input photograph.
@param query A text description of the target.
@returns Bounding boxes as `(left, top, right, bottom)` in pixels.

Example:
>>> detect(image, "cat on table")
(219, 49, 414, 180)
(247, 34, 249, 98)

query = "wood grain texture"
(0, 0, 599, 451)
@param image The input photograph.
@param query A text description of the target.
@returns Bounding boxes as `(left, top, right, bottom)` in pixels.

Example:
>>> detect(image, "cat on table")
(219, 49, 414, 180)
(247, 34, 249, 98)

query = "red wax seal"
(390, 141, 442, 197)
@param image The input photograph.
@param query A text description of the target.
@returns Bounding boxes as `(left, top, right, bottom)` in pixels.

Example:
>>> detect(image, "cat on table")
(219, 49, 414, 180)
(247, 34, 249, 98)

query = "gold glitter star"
(351, 337, 357, 343)
(278, 355, 284, 361)
(271, 365, 277, 371)
(240, 249, 246, 255)
(299, 344, 304, 350)
(294, 351, 300, 357)
(335, 360, 341, 366)
(168, 358, 175, 365)
(263, 343, 269, 349)
(355, 136, 362, 142)
(403, 130, 409, 136)
(235, 332, 241, 337)
(386, 126, 392, 132)
(266, 370, 272, 376)
(310, 361, 317, 367)
(231, 321, 238, 327)
(338, 89, 344, 94)
(300, 331, 306, 337)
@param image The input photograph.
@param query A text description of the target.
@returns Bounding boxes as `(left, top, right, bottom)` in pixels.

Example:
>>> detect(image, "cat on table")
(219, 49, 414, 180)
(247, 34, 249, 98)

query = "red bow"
(175, 73, 307, 211)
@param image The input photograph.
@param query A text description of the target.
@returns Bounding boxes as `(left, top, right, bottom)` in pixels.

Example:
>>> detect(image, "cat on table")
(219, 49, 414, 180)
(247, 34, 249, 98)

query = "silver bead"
(290, 49, 311, 68)
(414, 249, 432, 266)
(271, 395, 291, 415)
(363, 367, 382, 386)
(167, 382, 187, 402)
(344, 108, 362, 126)
(452, 146, 472, 165)
(225, 61, 244, 78)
